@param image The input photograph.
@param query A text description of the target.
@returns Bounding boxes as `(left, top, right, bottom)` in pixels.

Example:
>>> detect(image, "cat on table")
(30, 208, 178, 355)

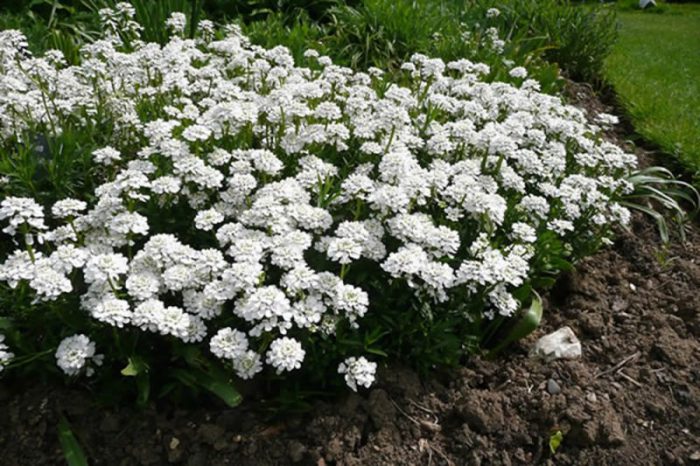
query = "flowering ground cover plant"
(0, 5, 637, 403)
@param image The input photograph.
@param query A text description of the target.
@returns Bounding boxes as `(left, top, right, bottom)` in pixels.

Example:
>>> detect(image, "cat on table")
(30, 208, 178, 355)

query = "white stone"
(530, 326, 582, 361)
(639, 0, 656, 9)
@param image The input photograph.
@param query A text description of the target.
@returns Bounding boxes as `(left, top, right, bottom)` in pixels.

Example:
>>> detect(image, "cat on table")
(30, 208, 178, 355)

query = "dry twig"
(618, 370, 644, 388)
(594, 351, 641, 379)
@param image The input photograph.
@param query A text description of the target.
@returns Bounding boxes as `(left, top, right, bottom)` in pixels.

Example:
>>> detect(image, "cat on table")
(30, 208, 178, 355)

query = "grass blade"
(196, 371, 243, 408)
(58, 415, 88, 466)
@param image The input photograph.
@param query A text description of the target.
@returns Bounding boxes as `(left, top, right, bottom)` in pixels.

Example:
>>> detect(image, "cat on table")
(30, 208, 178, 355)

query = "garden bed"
(1, 207, 698, 466)
(1, 88, 698, 466)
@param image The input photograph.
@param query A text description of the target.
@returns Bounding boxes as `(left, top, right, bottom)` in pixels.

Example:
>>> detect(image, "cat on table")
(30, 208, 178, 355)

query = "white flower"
(326, 237, 363, 264)
(154, 305, 191, 338)
(125, 272, 161, 301)
(55, 334, 103, 376)
(91, 295, 132, 327)
(235, 286, 292, 322)
(338, 356, 377, 391)
(509, 66, 528, 79)
(489, 285, 519, 317)
(0, 250, 35, 288)
(29, 262, 72, 301)
(233, 350, 263, 379)
(165, 12, 187, 35)
(595, 113, 619, 127)
(332, 283, 369, 321)
(303, 49, 319, 59)
(0, 335, 13, 372)
(92, 146, 121, 165)
(132, 299, 162, 331)
(52, 199, 87, 218)
(266, 337, 305, 374)
(549, 219, 575, 235)
(108, 212, 149, 237)
(151, 176, 182, 195)
(195, 208, 225, 231)
(210, 328, 249, 360)
(0, 196, 46, 235)
(84, 253, 129, 284)
(50, 245, 87, 274)
(182, 124, 212, 142)
(291, 294, 325, 328)
(511, 222, 537, 243)
(486, 7, 500, 18)
(162, 264, 193, 291)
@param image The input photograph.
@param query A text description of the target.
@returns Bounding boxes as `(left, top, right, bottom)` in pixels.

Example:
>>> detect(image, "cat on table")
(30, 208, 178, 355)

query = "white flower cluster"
(0, 7, 636, 390)
(55, 334, 103, 376)
(0, 335, 13, 372)
(338, 356, 377, 392)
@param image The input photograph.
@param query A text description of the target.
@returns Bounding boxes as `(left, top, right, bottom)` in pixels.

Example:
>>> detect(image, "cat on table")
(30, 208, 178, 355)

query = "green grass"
(605, 3, 700, 180)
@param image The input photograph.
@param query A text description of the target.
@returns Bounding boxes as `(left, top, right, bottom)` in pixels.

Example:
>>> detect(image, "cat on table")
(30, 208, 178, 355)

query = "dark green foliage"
(205, 0, 351, 23)
(475, 0, 618, 82)
(241, 11, 330, 63)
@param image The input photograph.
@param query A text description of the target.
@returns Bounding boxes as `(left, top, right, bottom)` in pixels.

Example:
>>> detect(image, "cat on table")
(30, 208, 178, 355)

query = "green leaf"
(0, 317, 13, 330)
(135, 372, 151, 407)
(549, 430, 564, 454)
(171, 369, 197, 388)
(488, 292, 543, 356)
(179, 345, 204, 368)
(171, 368, 243, 408)
(196, 371, 243, 408)
(58, 415, 88, 466)
(364, 347, 388, 357)
(121, 356, 148, 376)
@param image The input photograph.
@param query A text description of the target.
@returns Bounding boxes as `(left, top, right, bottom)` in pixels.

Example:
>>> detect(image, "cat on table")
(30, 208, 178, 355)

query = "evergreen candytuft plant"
(0, 4, 638, 403)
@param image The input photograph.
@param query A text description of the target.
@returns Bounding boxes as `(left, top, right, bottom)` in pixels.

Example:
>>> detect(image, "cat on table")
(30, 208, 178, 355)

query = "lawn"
(605, 3, 700, 180)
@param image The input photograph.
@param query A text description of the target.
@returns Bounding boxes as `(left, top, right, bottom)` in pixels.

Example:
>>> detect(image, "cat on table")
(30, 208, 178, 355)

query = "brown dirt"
(1, 87, 699, 466)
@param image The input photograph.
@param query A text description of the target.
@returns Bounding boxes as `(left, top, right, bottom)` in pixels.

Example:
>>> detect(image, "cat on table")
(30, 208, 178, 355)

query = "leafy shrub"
(205, 0, 350, 23)
(622, 166, 699, 243)
(322, 0, 563, 92)
(0, 0, 103, 64)
(241, 11, 329, 63)
(469, 0, 618, 82)
(0, 5, 637, 403)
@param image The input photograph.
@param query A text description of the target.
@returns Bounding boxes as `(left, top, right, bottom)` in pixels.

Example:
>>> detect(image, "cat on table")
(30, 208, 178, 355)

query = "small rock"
(547, 379, 561, 395)
(611, 298, 629, 312)
(531, 327, 582, 361)
(586, 392, 597, 403)
(689, 450, 700, 461)
(169, 437, 180, 450)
